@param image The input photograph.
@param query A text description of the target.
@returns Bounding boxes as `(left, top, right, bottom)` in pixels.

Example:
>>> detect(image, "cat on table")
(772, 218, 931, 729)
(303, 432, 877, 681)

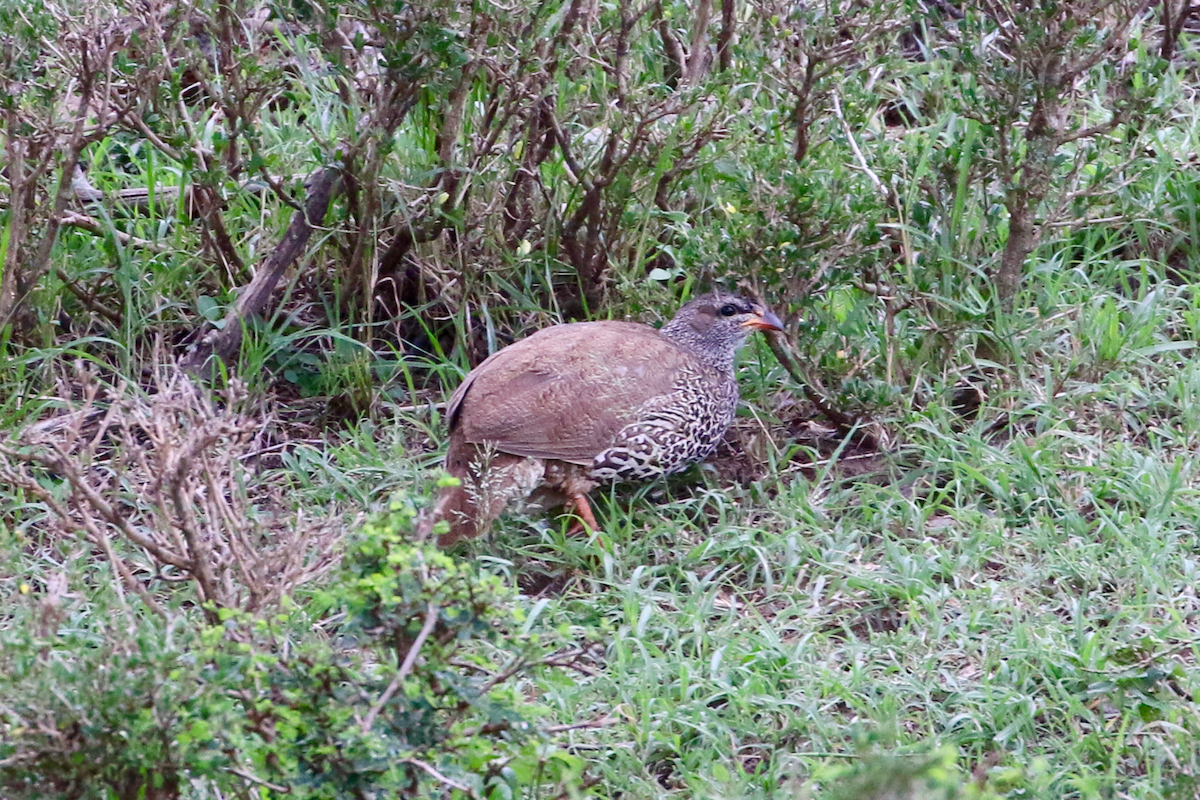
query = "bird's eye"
(719, 303, 739, 317)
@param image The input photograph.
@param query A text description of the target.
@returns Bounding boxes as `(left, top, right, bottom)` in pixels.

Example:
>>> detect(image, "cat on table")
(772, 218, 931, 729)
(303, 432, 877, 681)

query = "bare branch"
(182, 167, 342, 377)
(681, 0, 714, 87)
(361, 603, 441, 733)
(0, 365, 343, 617)
(399, 758, 481, 799)
(831, 92, 886, 199)
(59, 211, 172, 253)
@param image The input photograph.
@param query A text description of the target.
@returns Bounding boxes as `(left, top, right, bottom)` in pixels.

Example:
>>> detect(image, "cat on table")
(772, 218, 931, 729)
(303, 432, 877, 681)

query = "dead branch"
(182, 166, 343, 378)
(765, 330, 883, 450)
(0, 31, 105, 335)
(58, 211, 172, 253)
(22, 38, 101, 311)
(0, 363, 343, 617)
(361, 602, 440, 732)
(67, 164, 279, 218)
(399, 758, 480, 799)
(53, 267, 123, 326)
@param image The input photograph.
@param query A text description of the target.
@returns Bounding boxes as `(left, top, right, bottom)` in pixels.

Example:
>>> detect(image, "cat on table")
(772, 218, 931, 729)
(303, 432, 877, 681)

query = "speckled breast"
(589, 368, 739, 483)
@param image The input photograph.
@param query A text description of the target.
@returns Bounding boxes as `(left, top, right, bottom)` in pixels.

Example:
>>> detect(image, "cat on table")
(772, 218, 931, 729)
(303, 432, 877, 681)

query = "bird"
(424, 292, 784, 546)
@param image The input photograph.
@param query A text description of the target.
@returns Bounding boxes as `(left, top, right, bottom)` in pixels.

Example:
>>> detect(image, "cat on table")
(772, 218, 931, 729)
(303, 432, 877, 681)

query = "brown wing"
(447, 321, 690, 465)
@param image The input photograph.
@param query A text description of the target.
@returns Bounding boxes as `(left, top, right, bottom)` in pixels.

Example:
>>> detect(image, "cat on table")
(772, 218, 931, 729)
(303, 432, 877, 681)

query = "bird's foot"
(564, 494, 599, 535)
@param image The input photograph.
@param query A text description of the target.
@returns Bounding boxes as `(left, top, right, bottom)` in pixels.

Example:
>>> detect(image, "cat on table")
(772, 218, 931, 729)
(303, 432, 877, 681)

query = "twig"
(547, 109, 590, 190)
(1044, 214, 1126, 230)
(129, 113, 184, 163)
(399, 757, 480, 798)
(831, 91, 886, 199)
(0, 37, 98, 331)
(228, 766, 290, 792)
(0, 442, 191, 569)
(2, 365, 342, 620)
(54, 267, 123, 324)
(23, 41, 97, 306)
(235, 439, 326, 462)
(361, 603, 440, 733)
(765, 331, 881, 450)
(0, 458, 170, 619)
(69, 161, 278, 217)
(540, 647, 603, 677)
(392, 401, 448, 413)
(1079, 636, 1200, 675)
(544, 716, 621, 733)
(780, 450, 885, 474)
(165, 435, 222, 615)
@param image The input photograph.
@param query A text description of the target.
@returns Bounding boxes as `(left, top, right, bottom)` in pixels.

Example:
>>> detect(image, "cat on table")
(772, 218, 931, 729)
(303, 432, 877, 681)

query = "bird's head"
(661, 292, 783, 371)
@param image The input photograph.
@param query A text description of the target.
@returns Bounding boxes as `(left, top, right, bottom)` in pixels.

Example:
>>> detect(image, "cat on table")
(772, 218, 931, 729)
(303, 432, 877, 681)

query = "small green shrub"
(0, 605, 205, 799)
(0, 494, 584, 799)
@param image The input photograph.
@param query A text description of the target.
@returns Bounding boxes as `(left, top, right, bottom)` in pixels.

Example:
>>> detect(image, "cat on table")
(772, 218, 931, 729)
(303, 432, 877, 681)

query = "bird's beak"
(741, 307, 784, 332)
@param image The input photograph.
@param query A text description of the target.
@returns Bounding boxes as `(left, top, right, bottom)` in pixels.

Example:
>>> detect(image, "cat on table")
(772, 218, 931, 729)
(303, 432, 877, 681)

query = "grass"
(499, 429, 1200, 796)
(400, 263, 1200, 798)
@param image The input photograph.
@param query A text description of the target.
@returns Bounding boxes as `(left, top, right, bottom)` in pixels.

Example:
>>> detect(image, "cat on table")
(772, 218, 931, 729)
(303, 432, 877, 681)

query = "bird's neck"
(659, 323, 738, 376)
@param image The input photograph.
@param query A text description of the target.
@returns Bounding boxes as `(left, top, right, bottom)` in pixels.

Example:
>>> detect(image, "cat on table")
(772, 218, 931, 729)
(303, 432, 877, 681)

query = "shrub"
(0, 495, 586, 799)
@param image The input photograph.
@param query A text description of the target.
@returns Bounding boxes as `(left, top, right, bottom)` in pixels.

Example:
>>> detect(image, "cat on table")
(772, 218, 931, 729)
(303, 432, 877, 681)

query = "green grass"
(398, 265, 1200, 798)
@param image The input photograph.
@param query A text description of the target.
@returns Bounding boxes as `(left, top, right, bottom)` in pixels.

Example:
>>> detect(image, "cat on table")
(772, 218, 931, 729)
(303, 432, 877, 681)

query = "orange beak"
(741, 307, 784, 332)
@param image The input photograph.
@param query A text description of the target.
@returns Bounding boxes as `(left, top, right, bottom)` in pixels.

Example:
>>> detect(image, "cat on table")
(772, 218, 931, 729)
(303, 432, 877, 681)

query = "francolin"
(426, 292, 783, 546)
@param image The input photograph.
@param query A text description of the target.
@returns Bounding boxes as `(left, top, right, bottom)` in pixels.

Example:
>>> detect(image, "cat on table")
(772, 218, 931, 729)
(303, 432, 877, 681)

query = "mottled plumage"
(426, 292, 783, 546)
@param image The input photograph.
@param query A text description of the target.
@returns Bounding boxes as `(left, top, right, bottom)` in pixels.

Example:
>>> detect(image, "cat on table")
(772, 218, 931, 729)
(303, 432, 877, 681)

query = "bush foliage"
(1, 497, 586, 798)
(4, 0, 1200, 798)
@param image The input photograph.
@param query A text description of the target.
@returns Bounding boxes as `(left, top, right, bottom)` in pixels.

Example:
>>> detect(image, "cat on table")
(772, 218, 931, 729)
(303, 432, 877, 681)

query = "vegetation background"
(3, 0, 1200, 797)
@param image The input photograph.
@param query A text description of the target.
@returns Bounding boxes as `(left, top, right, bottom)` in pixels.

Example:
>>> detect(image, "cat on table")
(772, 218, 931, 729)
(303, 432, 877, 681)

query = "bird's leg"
(565, 493, 599, 535)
